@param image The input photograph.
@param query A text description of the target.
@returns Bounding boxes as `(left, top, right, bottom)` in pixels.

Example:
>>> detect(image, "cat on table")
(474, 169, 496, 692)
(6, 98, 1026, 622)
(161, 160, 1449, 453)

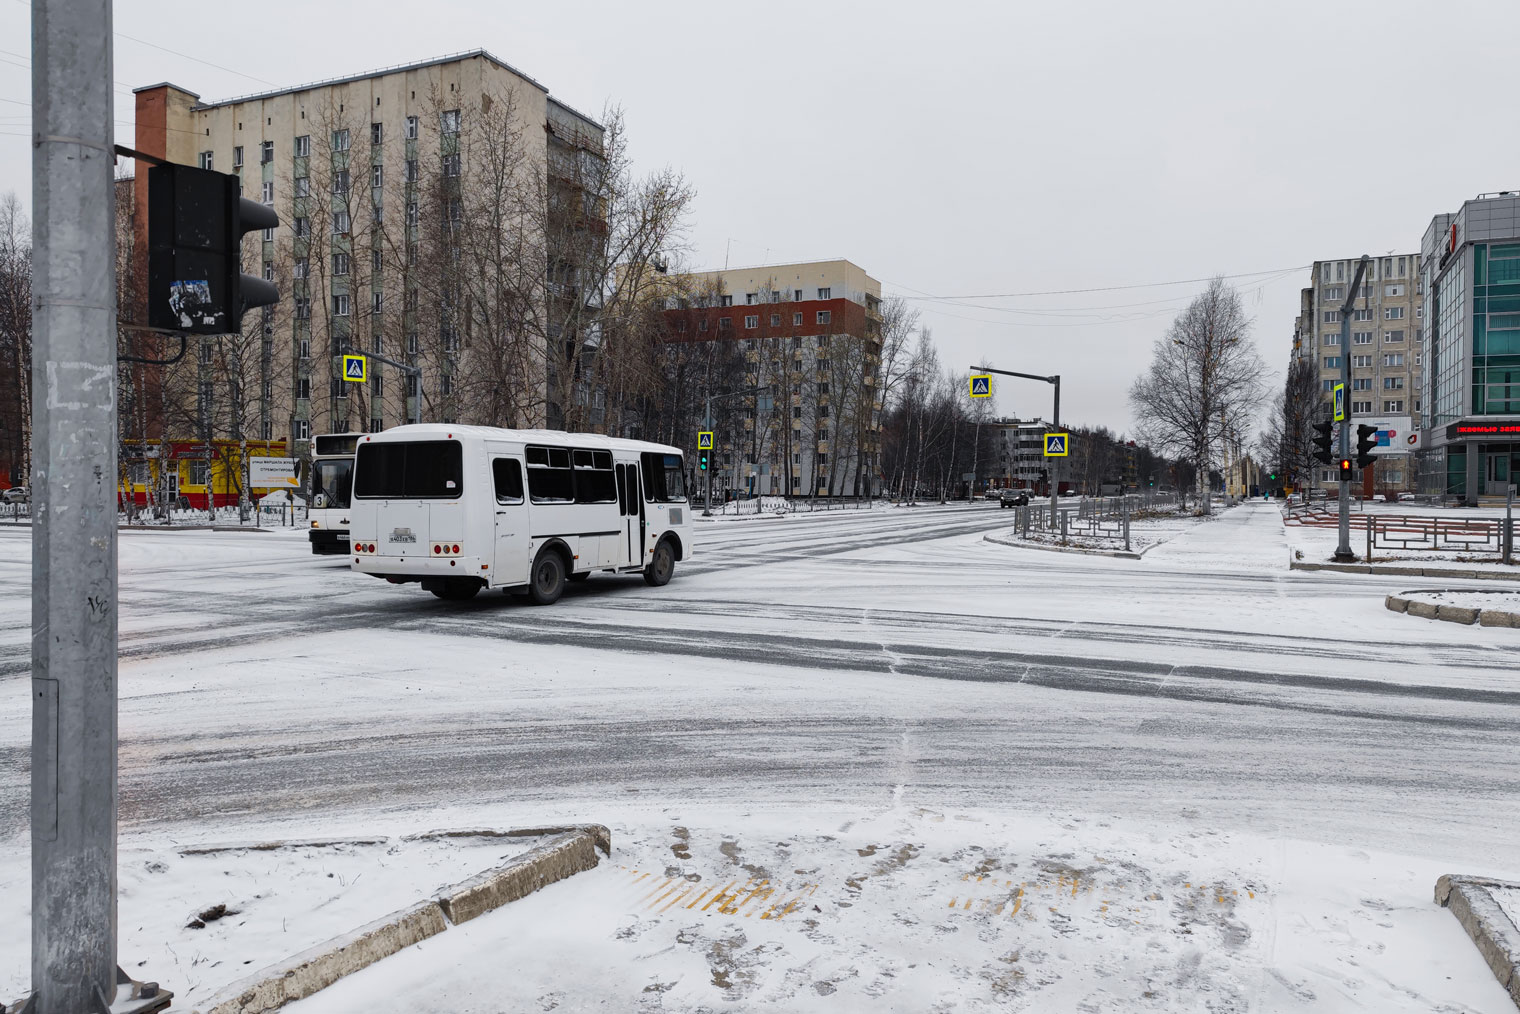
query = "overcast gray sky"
(2, 0, 1517, 434)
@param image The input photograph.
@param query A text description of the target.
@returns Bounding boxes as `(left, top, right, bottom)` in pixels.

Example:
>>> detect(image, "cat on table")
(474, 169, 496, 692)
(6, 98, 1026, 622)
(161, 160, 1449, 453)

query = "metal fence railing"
(706, 496, 875, 516)
(1284, 503, 1516, 559)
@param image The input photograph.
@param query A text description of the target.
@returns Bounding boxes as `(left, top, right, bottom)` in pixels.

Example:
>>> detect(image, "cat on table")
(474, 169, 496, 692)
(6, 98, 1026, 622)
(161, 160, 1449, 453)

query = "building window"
(443, 153, 461, 177)
(372, 292, 384, 314)
(297, 377, 311, 399)
(406, 203, 419, 226)
(446, 198, 462, 223)
(405, 159, 419, 182)
(720, 295, 733, 307)
(261, 180, 274, 203)
(1384, 329, 1404, 343)
(1322, 310, 1339, 323)
(332, 252, 349, 276)
(793, 312, 803, 326)
(404, 289, 418, 310)
(816, 310, 831, 325)
(818, 405, 829, 418)
(1352, 331, 1373, 344)
(718, 317, 732, 331)
(260, 140, 273, 164)
(1385, 284, 1404, 297)
(371, 122, 383, 146)
(331, 129, 350, 151)
(198, 151, 213, 170)
(372, 202, 383, 224)
(294, 420, 311, 440)
(1350, 308, 1372, 322)
(262, 260, 274, 281)
(1323, 356, 1340, 369)
(698, 319, 709, 332)
(293, 258, 308, 279)
(299, 337, 310, 359)
(294, 135, 310, 157)
(1384, 353, 1404, 367)
(333, 294, 350, 317)
(1322, 380, 1335, 392)
(1383, 376, 1404, 390)
(1383, 400, 1404, 412)
(1352, 378, 1372, 391)
(769, 313, 781, 327)
(295, 297, 310, 320)
(1322, 286, 1343, 300)
(294, 176, 310, 198)
(744, 315, 759, 329)
(407, 332, 419, 354)
(372, 165, 384, 188)
(441, 109, 460, 134)
(1323, 333, 1340, 346)
(792, 407, 802, 418)
(333, 210, 350, 234)
(405, 116, 419, 140)
(441, 374, 453, 395)
(332, 169, 350, 194)
(233, 146, 244, 167)
(1385, 306, 1404, 320)
(745, 293, 757, 305)
(1352, 400, 1373, 413)
(1351, 354, 1373, 368)
(372, 248, 382, 271)
(817, 287, 831, 299)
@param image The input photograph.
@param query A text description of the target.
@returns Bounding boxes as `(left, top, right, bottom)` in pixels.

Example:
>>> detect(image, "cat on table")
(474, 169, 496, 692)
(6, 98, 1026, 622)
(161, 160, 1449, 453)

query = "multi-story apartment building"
(1293, 254, 1424, 493)
(128, 51, 602, 460)
(986, 418, 1049, 488)
(659, 260, 882, 497)
(1418, 192, 1520, 502)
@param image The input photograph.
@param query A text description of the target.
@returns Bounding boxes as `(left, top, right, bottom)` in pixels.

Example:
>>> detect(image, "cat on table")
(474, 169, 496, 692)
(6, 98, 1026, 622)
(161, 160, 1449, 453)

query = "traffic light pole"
(701, 384, 770, 517)
(1335, 255, 1370, 562)
(25, 3, 167, 1012)
(974, 367, 1060, 518)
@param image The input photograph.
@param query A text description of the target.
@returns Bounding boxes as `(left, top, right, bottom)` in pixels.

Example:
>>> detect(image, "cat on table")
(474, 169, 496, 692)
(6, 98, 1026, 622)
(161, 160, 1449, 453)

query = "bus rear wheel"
(643, 539, 675, 587)
(430, 578, 480, 601)
(529, 549, 566, 605)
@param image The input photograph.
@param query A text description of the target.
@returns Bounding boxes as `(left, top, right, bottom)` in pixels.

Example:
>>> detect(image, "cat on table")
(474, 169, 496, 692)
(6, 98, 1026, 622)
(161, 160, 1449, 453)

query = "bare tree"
(0, 192, 32, 487)
(1129, 278, 1265, 513)
(1262, 353, 1322, 492)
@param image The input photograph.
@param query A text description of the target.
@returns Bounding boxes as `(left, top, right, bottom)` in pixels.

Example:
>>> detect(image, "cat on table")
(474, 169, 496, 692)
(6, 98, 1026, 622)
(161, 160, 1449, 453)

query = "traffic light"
(1355, 424, 1379, 469)
(698, 447, 710, 472)
(1312, 420, 1334, 465)
(1339, 458, 1354, 481)
(147, 162, 280, 336)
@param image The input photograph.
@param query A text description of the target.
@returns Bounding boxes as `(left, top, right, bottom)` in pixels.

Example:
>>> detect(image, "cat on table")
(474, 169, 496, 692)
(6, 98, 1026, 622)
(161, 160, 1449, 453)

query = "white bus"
(308, 432, 361, 555)
(347, 424, 694, 603)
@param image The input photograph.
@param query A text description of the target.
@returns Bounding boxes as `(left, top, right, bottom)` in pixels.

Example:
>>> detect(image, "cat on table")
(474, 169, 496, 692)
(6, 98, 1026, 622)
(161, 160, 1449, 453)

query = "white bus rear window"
(354, 441, 462, 499)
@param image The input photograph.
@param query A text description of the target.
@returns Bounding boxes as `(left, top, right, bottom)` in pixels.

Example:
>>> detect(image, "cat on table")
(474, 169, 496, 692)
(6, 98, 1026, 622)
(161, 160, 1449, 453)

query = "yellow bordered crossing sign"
(697, 431, 714, 451)
(968, 374, 991, 398)
(341, 354, 367, 383)
(1043, 432, 1069, 457)
(1333, 382, 1345, 422)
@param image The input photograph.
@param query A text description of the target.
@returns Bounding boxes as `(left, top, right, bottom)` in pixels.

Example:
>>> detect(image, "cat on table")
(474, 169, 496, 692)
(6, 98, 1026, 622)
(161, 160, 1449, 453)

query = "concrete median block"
(436, 829, 602, 925)
(1480, 610, 1520, 628)
(199, 899, 447, 1014)
(1436, 604, 1481, 625)
(1385, 595, 1409, 613)
(1407, 601, 1439, 619)
(1435, 875, 1520, 1004)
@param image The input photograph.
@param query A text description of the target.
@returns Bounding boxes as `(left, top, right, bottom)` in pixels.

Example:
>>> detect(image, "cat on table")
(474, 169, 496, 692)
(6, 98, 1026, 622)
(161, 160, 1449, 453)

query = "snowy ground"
(3, 500, 1519, 1011)
(1402, 590, 1520, 613)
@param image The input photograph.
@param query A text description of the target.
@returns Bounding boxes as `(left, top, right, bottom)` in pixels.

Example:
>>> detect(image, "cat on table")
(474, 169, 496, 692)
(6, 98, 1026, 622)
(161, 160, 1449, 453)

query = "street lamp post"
(972, 367, 1061, 519)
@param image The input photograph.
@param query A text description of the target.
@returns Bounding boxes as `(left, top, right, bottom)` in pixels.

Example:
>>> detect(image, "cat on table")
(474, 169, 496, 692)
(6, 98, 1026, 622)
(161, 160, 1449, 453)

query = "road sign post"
(972, 367, 1061, 522)
(1334, 256, 1370, 562)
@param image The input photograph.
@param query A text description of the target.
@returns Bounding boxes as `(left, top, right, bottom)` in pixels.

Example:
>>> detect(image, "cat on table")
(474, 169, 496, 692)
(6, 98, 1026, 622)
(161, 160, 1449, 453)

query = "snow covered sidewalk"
(1142, 499, 1290, 571)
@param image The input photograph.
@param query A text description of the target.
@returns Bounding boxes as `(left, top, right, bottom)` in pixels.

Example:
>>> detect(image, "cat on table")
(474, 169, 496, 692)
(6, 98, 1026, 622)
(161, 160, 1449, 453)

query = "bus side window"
(492, 458, 524, 505)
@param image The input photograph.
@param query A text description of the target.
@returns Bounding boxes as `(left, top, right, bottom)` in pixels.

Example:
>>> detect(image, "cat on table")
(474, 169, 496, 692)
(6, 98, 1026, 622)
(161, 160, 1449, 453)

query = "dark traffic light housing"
(148, 162, 279, 335)
(698, 448, 710, 471)
(1355, 424, 1379, 469)
(1312, 420, 1334, 465)
(1338, 458, 1354, 481)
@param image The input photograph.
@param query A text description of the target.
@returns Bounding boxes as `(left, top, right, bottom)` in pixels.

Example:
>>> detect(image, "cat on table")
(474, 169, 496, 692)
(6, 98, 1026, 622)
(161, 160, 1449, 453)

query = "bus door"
(617, 462, 642, 568)
(490, 456, 529, 585)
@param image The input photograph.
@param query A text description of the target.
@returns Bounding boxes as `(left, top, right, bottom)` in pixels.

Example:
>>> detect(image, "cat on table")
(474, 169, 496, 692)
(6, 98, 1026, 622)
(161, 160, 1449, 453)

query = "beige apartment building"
(130, 50, 601, 455)
(660, 259, 884, 496)
(1293, 254, 1424, 492)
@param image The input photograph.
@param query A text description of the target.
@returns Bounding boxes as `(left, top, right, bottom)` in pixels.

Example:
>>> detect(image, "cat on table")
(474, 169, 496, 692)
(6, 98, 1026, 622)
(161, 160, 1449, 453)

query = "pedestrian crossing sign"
(341, 354, 367, 383)
(969, 374, 991, 398)
(697, 431, 714, 451)
(1043, 432, 1069, 457)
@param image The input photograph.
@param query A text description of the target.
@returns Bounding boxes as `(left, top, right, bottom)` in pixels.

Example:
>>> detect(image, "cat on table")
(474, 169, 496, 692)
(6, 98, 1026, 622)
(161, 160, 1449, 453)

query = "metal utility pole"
(701, 384, 771, 517)
(1335, 255, 1371, 562)
(24, 5, 169, 1010)
(974, 367, 1061, 517)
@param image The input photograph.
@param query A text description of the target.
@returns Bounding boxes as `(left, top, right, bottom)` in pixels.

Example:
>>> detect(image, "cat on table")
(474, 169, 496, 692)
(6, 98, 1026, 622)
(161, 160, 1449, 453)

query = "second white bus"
(347, 424, 694, 603)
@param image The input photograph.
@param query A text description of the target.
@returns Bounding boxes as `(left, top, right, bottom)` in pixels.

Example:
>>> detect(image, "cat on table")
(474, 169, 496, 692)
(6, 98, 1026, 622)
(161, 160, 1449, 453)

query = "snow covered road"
(2, 500, 1517, 1010)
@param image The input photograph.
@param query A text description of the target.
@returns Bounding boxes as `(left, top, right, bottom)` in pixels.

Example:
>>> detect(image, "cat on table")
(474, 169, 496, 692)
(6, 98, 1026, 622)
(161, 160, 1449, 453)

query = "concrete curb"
(983, 532, 1143, 560)
(1291, 560, 1519, 581)
(1384, 590, 1520, 629)
(1434, 874, 1520, 1007)
(192, 825, 608, 1013)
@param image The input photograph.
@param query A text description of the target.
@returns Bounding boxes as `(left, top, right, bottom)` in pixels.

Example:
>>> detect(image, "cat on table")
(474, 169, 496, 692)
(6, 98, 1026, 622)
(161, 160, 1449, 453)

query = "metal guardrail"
(1285, 502, 1515, 558)
(708, 496, 875, 516)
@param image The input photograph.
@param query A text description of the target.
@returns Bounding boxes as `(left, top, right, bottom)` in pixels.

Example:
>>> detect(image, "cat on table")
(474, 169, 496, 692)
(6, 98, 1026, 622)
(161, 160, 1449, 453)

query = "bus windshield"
(311, 458, 353, 510)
